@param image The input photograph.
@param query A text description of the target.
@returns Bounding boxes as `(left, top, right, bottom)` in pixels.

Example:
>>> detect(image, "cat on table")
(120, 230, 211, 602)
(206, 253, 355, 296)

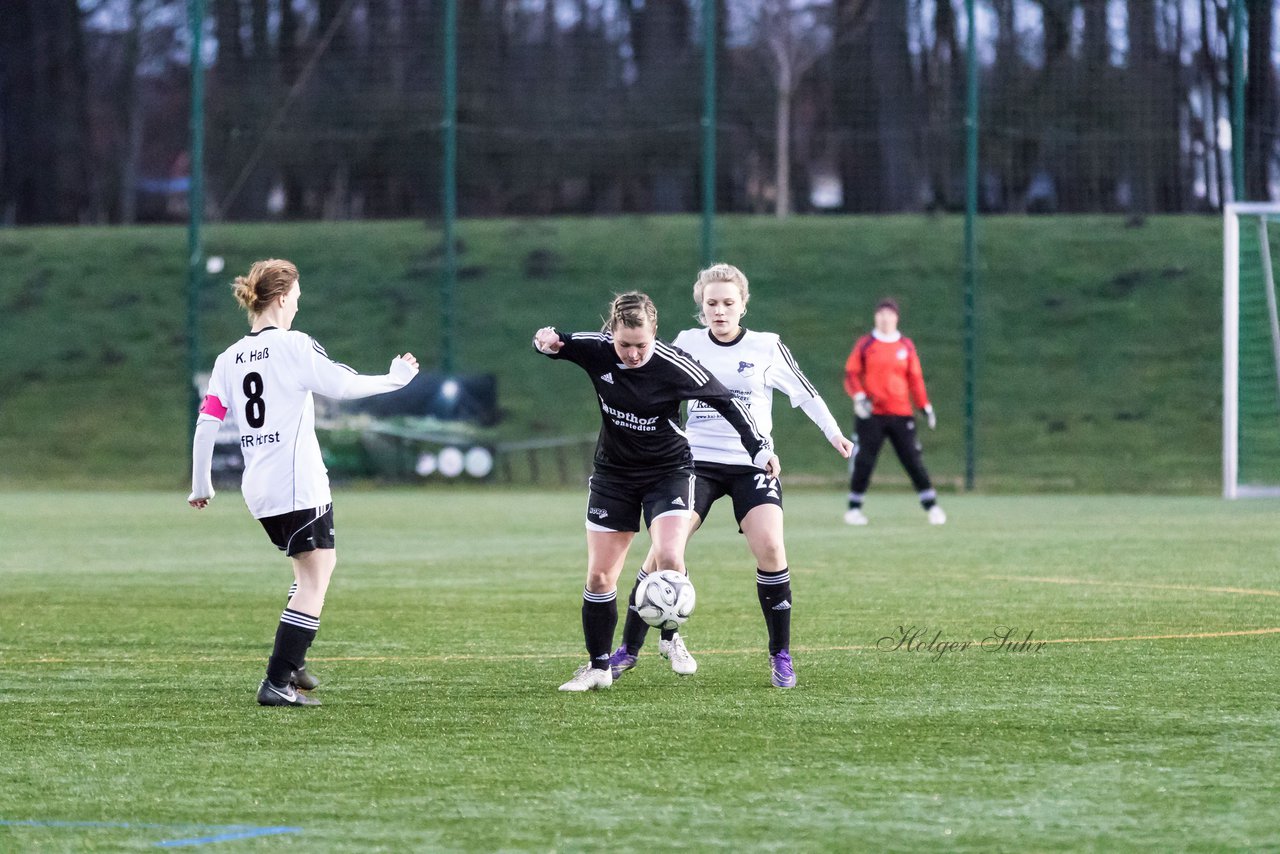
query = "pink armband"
(199, 394, 228, 420)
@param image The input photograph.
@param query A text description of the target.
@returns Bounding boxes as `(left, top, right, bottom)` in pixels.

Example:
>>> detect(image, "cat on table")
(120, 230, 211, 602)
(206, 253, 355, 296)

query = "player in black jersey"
(534, 291, 779, 691)
(613, 263, 851, 689)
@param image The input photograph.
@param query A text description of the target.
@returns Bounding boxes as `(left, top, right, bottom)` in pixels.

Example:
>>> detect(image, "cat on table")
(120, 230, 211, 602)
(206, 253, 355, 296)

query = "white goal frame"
(1223, 202, 1280, 498)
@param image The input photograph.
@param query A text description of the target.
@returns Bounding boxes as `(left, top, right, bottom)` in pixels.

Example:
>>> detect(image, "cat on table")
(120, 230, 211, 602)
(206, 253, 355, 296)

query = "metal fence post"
(186, 0, 206, 440)
(441, 0, 458, 374)
(700, 0, 717, 267)
(963, 0, 979, 492)
(1229, 0, 1246, 202)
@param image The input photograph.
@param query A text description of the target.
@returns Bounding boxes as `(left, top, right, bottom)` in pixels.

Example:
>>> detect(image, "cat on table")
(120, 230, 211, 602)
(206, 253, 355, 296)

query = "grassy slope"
(0, 215, 1221, 491)
(1, 491, 1277, 850)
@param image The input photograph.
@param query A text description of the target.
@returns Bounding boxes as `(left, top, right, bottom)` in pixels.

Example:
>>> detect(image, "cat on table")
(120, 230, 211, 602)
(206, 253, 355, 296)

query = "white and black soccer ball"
(634, 570, 696, 630)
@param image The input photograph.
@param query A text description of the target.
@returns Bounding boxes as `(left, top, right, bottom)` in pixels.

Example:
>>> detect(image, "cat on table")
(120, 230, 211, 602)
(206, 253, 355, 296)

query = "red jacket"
(843, 333, 929, 417)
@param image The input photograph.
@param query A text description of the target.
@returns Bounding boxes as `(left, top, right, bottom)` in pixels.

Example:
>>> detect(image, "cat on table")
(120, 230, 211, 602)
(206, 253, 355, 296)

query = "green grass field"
(2, 489, 1277, 851)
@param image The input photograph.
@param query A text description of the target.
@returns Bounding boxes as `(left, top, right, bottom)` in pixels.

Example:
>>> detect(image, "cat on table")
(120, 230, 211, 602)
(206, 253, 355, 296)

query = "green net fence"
(1235, 212, 1280, 489)
(4, 1, 1280, 491)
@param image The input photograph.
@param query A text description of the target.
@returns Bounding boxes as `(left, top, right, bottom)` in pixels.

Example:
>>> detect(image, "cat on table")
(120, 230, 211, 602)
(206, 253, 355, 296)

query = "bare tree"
(1197, 0, 1228, 207)
(115, 0, 182, 223)
(1128, 0, 1159, 212)
(868, 0, 919, 211)
(0, 0, 95, 223)
(1080, 0, 1115, 209)
(920, 0, 963, 210)
(1245, 0, 1277, 199)
(753, 0, 832, 217)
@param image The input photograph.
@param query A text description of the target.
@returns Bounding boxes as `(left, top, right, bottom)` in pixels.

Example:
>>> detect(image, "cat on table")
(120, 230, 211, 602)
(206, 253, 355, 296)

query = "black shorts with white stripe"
(692, 461, 783, 528)
(585, 468, 696, 533)
(258, 504, 335, 556)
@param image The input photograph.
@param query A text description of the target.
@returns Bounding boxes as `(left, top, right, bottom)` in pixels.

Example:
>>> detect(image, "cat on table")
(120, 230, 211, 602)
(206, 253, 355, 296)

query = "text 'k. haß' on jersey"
(199, 328, 359, 518)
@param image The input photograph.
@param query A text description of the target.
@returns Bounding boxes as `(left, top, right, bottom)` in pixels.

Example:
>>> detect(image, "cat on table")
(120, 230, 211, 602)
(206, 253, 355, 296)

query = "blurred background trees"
(1, 0, 1276, 225)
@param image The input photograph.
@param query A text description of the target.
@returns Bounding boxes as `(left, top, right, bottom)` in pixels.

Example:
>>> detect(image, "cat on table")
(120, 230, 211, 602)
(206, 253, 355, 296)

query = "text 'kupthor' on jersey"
(674, 328, 825, 467)
(543, 331, 770, 477)
(199, 328, 356, 518)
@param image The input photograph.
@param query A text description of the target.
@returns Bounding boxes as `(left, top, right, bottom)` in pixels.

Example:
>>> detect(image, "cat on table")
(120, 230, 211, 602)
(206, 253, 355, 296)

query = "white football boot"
(659, 632, 698, 675)
(927, 505, 947, 525)
(843, 508, 869, 526)
(558, 664, 613, 692)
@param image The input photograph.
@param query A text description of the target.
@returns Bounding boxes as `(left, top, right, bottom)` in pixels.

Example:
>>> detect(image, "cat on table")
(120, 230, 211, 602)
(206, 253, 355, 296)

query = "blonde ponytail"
(232, 259, 298, 321)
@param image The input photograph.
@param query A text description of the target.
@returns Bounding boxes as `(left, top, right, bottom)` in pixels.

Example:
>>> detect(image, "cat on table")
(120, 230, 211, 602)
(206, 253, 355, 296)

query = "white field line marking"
(3, 627, 1278, 667)
(985, 573, 1280, 598)
(4, 575, 1275, 666)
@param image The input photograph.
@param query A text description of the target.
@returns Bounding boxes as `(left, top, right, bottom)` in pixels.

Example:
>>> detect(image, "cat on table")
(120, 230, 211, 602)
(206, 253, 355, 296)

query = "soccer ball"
(634, 570, 696, 630)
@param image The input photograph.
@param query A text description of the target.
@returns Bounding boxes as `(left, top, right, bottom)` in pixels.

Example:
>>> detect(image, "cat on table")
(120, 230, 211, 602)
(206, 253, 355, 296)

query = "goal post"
(1223, 202, 1280, 498)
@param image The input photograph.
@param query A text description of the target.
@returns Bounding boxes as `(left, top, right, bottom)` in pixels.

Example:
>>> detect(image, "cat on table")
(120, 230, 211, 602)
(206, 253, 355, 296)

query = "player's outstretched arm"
(798, 396, 852, 458)
(306, 342, 420, 400)
(188, 416, 220, 509)
(533, 327, 563, 354)
(701, 392, 777, 474)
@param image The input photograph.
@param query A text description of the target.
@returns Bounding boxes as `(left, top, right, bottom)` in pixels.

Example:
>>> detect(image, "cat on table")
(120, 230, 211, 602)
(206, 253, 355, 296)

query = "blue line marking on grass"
(0, 819, 303, 847)
(156, 826, 302, 847)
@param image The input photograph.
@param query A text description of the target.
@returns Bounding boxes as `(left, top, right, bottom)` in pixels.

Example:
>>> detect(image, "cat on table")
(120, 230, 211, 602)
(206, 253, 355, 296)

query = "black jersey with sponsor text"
(543, 331, 770, 478)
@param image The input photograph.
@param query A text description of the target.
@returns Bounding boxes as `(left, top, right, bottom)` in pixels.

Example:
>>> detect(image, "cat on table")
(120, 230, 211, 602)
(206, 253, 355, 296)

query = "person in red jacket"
(842, 298, 946, 525)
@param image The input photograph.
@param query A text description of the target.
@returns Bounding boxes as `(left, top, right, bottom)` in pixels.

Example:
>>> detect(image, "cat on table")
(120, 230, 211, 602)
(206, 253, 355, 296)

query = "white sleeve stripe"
(312, 338, 357, 374)
(571, 332, 608, 342)
(730, 397, 768, 445)
(654, 341, 710, 385)
(777, 341, 819, 397)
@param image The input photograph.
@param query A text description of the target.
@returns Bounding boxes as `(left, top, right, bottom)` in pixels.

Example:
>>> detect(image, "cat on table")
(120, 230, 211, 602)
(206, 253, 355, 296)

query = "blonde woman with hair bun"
(612, 263, 852, 689)
(533, 290, 778, 692)
(189, 259, 420, 707)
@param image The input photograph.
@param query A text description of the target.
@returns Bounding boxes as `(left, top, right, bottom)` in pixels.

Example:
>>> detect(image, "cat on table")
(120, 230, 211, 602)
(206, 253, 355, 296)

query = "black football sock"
(756, 568, 792, 655)
(266, 608, 319, 686)
(284, 582, 309, 669)
(620, 569, 652, 654)
(581, 588, 618, 670)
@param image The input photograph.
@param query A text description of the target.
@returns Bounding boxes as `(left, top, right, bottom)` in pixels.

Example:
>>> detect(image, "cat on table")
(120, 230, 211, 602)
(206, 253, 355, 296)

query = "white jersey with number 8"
(199, 327, 413, 518)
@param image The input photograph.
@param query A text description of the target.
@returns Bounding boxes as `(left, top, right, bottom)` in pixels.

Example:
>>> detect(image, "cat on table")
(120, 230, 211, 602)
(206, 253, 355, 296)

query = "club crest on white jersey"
(672, 328, 822, 468)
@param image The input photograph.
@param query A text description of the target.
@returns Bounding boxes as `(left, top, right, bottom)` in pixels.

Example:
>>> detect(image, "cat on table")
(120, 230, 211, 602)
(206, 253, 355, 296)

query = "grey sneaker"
(290, 666, 319, 691)
(257, 679, 321, 707)
(769, 650, 797, 689)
